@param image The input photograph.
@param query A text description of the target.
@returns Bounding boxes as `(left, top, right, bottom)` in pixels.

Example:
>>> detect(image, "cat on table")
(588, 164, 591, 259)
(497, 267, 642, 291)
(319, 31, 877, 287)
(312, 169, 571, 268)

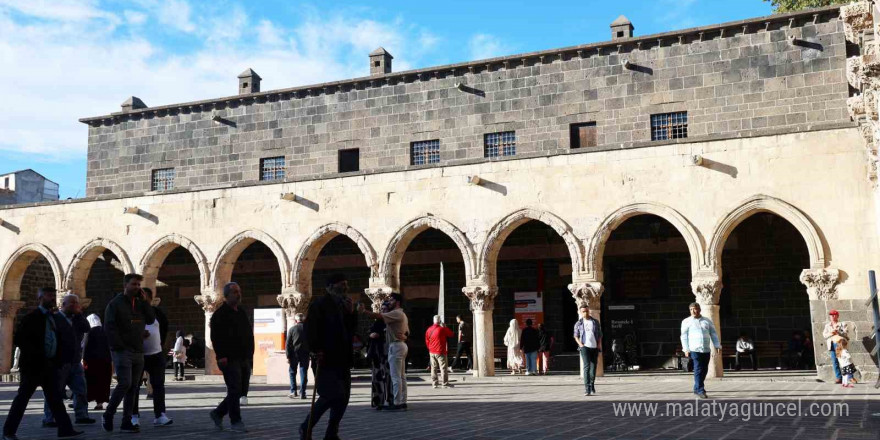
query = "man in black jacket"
(520, 319, 540, 375)
(102, 273, 156, 433)
(42, 293, 93, 426)
(209, 282, 254, 433)
(2, 287, 83, 440)
(299, 274, 357, 440)
(286, 313, 309, 399)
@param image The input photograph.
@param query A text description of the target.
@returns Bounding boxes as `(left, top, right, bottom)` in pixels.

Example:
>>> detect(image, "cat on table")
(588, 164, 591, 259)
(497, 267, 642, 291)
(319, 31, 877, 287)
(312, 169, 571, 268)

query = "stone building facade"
(2, 4, 879, 380)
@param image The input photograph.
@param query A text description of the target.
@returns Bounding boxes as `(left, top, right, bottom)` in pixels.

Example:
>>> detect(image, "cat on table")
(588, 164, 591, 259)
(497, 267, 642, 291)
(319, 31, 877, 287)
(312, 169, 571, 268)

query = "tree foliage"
(764, 0, 856, 13)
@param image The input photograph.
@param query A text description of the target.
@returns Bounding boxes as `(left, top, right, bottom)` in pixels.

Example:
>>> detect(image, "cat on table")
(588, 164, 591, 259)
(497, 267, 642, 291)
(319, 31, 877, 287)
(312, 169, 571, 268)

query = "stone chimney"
(121, 96, 147, 113)
(238, 68, 262, 94)
(369, 47, 393, 75)
(611, 15, 634, 40)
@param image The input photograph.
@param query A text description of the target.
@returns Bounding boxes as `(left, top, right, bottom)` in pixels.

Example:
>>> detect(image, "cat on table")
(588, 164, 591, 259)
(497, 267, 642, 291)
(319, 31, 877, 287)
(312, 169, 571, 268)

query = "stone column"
(691, 274, 723, 379)
(277, 288, 309, 331)
(195, 290, 223, 375)
(463, 285, 497, 377)
(568, 282, 604, 377)
(0, 300, 24, 374)
(364, 286, 394, 312)
(799, 268, 841, 381)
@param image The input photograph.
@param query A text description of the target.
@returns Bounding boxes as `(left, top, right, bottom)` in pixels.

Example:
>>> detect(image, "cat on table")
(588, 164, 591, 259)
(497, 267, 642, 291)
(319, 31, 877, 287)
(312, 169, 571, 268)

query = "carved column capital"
(567, 282, 603, 310)
(799, 268, 840, 300)
(462, 285, 497, 312)
(364, 287, 395, 312)
(194, 290, 223, 313)
(276, 289, 309, 315)
(840, 1, 872, 44)
(0, 300, 25, 318)
(691, 273, 722, 305)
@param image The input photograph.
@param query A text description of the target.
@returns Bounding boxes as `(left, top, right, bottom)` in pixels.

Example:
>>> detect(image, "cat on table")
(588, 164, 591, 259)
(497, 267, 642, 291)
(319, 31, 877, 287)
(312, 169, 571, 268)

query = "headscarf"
(176, 330, 185, 339)
(504, 319, 521, 348)
(87, 314, 102, 328)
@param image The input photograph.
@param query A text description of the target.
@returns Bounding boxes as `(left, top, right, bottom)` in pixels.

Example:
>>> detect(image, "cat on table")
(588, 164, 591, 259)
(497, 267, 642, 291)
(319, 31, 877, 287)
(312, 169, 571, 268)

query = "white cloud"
(154, 0, 195, 33)
(468, 34, 510, 61)
(0, 0, 117, 23)
(123, 10, 148, 26)
(256, 19, 285, 47)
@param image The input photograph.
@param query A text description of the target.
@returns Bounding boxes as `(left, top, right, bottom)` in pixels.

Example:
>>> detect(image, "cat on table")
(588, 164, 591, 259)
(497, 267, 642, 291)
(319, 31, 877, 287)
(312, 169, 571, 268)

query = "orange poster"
(514, 291, 544, 327)
(252, 308, 285, 376)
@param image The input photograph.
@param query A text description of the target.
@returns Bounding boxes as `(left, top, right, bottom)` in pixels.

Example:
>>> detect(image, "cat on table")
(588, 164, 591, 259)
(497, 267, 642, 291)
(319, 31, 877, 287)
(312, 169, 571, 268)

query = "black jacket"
(209, 303, 254, 361)
(286, 323, 309, 360)
(521, 326, 540, 353)
(53, 312, 90, 364)
(305, 294, 357, 369)
(104, 292, 156, 353)
(14, 307, 54, 372)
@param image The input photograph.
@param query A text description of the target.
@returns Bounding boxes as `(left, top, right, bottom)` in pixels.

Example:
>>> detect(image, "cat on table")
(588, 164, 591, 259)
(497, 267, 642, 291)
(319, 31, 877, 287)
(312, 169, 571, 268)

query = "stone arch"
(479, 208, 584, 285)
(0, 243, 64, 301)
(212, 230, 292, 291)
(378, 215, 477, 290)
(64, 238, 135, 297)
(708, 194, 827, 274)
(293, 223, 378, 295)
(140, 234, 211, 291)
(586, 203, 706, 279)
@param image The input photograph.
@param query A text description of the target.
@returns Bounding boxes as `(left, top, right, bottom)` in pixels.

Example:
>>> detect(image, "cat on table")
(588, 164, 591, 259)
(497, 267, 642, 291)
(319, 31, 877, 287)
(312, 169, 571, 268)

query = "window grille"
(484, 131, 516, 158)
(151, 168, 175, 191)
(260, 156, 285, 181)
(650, 112, 688, 141)
(411, 140, 441, 165)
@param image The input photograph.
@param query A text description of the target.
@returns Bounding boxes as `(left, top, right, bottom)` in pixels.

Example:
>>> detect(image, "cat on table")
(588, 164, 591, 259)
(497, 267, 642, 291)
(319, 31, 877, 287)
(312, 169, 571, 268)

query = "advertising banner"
(514, 291, 544, 327)
(252, 308, 285, 376)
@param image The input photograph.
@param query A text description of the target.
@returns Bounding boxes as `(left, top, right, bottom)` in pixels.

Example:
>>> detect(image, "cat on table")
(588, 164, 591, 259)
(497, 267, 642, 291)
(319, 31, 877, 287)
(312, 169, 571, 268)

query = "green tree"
(764, 0, 856, 13)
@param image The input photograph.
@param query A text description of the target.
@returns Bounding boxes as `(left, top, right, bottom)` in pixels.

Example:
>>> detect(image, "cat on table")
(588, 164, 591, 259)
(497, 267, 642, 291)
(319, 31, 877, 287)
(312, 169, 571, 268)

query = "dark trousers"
(106, 350, 144, 422)
(3, 367, 75, 436)
(288, 355, 308, 396)
(214, 358, 250, 424)
(301, 367, 351, 439)
(735, 350, 757, 370)
(133, 352, 166, 417)
(452, 341, 472, 370)
(43, 362, 88, 422)
(691, 352, 710, 394)
(578, 346, 599, 392)
(173, 362, 185, 379)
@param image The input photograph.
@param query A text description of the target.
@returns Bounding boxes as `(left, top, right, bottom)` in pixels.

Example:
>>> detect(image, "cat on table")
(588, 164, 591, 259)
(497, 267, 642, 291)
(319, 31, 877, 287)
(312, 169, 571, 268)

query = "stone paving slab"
(0, 374, 878, 440)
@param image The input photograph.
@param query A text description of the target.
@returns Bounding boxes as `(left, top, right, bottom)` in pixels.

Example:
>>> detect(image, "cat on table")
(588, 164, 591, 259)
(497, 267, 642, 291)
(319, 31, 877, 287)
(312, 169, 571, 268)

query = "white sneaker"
(239, 396, 248, 406)
(131, 415, 139, 427)
(153, 414, 173, 427)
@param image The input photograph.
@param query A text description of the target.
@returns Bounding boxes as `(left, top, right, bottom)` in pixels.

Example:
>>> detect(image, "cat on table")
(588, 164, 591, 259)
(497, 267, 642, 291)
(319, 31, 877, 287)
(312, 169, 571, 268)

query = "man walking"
(300, 274, 358, 440)
(209, 282, 254, 433)
(43, 293, 93, 427)
(286, 313, 310, 399)
(521, 319, 540, 375)
(574, 304, 602, 396)
(132, 288, 173, 427)
(3, 287, 84, 440)
(451, 315, 472, 372)
(680, 302, 721, 399)
(425, 315, 454, 389)
(360, 293, 409, 411)
(103, 273, 156, 433)
(822, 309, 848, 384)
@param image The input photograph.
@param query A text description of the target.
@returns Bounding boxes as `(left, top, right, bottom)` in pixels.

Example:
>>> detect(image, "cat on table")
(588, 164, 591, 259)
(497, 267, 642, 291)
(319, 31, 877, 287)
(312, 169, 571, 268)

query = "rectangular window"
(3, 177, 8, 189)
(410, 140, 440, 165)
(151, 168, 175, 191)
(484, 131, 516, 158)
(650, 111, 688, 141)
(570, 122, 597, 149)
(260, 156, 285, 181)
(338, 148, 360, 173)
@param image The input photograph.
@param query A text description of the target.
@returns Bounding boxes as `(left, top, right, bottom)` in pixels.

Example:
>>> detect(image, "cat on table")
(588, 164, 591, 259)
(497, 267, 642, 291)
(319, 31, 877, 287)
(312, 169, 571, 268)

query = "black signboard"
(606, 305, 639, 370)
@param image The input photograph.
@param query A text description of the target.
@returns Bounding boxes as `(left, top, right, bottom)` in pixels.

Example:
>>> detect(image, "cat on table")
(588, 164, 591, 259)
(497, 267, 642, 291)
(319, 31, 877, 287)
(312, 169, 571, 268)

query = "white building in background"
(0, 169, 59, 205)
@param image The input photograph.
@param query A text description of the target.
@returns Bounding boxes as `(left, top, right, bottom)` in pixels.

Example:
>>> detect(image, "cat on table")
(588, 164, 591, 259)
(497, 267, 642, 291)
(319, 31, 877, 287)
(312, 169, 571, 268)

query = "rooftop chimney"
(611, 15, 634, 40)
(121, 96, 147, 113)
(238, 68, 262, 94)
(369, 47, 393, 75)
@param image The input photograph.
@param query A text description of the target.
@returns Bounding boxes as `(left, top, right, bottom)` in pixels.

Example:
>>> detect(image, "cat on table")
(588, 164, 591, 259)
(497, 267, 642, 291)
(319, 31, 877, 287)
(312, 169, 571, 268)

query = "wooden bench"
(721, 341, 785, 370)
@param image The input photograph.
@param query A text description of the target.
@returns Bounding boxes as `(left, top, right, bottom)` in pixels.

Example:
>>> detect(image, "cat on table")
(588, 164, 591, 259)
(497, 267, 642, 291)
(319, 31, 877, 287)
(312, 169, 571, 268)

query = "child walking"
(835, 338, 856, 388)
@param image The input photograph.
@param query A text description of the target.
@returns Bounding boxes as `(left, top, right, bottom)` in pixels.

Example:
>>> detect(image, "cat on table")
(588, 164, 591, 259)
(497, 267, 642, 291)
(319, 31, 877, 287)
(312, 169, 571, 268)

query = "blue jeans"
(289, 355, 308, 396)
(44, 363, 88, 422)
(830, 343, 842, 380)
(524, 351, 538, 373)
(690, 352, 710, 394)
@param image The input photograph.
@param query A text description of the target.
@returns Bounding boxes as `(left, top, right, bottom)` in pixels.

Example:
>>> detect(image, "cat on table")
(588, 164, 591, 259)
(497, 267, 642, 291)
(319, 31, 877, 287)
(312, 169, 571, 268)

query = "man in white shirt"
(573, 304, 602, 396)
(735, 332, 757, 371)
(680, 302, 721, 399)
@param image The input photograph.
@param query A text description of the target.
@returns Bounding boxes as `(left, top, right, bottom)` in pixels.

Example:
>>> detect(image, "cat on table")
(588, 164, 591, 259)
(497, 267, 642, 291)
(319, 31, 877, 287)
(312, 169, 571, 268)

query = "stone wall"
(82, 9, 850, 197)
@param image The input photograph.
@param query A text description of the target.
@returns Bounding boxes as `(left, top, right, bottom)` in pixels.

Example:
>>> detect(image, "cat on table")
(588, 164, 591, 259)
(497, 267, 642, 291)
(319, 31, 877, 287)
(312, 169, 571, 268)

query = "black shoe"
(120, 420, 139, 433)
(58, 430, 85, 438)
(146, 393, 153, 399)
(209, 410, 223, 431)
(301, 394, 307, 400)
(75, 418, 96, 425)
(698, 392, 708, 399)
(102, 413, 113, 432)
(41, 421, 58, 428)
(589, 385, 596, 395)
(299, 423, 312, 440)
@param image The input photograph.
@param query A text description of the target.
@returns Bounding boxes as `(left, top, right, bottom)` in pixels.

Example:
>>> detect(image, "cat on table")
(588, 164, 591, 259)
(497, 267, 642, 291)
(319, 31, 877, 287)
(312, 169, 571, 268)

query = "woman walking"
(83, 314, 112, 410)
(503, 319, 524, 375)
(173, 331, 187, 381)
(367, 308, 393, 410)
(537, 323, 554, 375)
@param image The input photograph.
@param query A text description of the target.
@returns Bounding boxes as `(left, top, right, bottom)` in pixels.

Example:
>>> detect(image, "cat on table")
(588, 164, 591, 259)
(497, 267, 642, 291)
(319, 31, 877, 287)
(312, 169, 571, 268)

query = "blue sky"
(0, 0, 773, 198)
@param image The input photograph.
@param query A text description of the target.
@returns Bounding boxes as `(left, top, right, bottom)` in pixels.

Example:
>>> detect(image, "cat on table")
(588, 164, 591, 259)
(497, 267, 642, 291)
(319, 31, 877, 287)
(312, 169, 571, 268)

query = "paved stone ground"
(1, 372, 879, 440)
